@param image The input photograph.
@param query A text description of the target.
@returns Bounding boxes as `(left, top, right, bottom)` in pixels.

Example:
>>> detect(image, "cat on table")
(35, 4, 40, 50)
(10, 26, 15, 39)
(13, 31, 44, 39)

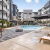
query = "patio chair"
(40, 36, 50, 44)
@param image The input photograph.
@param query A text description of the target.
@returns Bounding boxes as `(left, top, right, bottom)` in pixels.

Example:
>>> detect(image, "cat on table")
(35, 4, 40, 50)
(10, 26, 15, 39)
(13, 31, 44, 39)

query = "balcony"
(0, 5, 9, 14)
(3, 7, 9, 14)
(0, 0, 9, 6)
(0, 13, 7, 20)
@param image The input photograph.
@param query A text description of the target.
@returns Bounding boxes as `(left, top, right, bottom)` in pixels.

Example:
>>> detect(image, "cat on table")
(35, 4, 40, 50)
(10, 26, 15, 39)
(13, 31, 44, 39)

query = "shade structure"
(32, 14, 50, 19)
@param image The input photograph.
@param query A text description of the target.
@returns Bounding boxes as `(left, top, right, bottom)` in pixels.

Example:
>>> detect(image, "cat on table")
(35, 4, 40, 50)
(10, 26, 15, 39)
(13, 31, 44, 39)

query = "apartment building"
(8, 0, 13, 21)
(0, 0, 10, 26)
(0, 0, 10, 20)
(32, 12, 38, 17)
(34, 0, 50, 22)
(18, 12, 22, 21)
(38, 9, 43, 15)
(0, 0, 20, 26)
(18, 10, 33, 22)
(13, 4, 19, 25)
(13, 4, 18, 18)
(0, 0, 14, 20)
(44, 0, 50, 14)
(23, 10, 34, 22)
(38, 0, 50, 15)
(18, 10, 38, 25)
(18, 12, 24, 21)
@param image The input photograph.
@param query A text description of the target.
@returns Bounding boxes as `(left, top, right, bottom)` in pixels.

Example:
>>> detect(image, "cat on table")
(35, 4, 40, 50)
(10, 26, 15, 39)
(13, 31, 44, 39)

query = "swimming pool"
(21, 25, 44, 30)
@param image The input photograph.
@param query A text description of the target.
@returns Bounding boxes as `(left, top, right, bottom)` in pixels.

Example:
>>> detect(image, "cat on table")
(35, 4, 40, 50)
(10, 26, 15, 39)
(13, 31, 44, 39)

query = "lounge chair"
(15, 29, 23, 32)
(40, 36, 50, 44)
(48, 33, 50, 36)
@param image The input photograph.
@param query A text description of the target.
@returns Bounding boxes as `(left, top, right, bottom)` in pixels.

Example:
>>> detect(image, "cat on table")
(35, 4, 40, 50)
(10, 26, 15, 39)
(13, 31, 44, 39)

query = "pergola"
(32, 14, 50, 19)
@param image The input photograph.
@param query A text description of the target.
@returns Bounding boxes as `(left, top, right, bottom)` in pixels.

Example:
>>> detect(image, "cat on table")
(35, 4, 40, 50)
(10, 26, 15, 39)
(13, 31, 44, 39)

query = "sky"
(13, 0, 49, 12)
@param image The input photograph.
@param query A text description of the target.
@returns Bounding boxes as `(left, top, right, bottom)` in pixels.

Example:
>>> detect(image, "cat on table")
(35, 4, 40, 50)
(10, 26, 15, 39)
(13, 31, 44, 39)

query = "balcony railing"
(3, 7, 9, 13)
(0, 6, 9, 14)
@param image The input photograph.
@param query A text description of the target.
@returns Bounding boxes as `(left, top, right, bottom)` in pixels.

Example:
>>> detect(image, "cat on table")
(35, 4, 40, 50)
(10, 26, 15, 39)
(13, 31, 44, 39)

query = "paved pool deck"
(0, 27, 50, 50)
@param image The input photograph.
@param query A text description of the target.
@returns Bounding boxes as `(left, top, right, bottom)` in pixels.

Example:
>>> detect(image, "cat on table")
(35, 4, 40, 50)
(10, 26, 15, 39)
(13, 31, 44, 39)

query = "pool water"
(21, 25, 44, 30)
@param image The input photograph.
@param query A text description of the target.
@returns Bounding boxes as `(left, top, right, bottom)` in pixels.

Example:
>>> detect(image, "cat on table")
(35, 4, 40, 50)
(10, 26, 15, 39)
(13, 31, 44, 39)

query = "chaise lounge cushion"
(41, 36, 50, 40)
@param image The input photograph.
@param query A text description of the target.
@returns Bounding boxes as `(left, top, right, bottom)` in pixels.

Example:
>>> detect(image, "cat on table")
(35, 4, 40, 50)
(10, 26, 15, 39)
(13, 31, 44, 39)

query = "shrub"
(9, 22, 13, 26)
(0, 20, 6, 28)
(0, 19, 14, 27)
(0, 20, 6, 24)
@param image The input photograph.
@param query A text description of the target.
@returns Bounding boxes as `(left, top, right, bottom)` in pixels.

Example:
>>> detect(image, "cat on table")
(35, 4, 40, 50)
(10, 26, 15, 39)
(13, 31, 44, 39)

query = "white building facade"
(0, 0, 10, 20)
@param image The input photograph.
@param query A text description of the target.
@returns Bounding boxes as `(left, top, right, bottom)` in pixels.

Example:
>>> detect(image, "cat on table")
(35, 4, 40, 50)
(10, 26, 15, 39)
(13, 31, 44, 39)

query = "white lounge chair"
(40, 36, 50, 44)
(48, 33, 50, 36)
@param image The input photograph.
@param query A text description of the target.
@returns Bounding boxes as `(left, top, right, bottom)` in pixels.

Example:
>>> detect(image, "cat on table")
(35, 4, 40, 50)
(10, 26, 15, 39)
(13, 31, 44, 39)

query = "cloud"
(26, 0, 32, 3)
(34, 0, 40, 3)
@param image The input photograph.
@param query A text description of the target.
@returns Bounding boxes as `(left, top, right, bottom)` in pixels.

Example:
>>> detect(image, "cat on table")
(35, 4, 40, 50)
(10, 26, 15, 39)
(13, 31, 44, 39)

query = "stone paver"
(0, 40, 31, 50)
(10, 31, 50, 50)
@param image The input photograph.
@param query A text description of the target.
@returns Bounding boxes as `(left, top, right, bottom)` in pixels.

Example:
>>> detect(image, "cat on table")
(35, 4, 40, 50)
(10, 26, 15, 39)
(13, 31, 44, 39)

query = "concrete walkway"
(0, 30, 50, 50)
